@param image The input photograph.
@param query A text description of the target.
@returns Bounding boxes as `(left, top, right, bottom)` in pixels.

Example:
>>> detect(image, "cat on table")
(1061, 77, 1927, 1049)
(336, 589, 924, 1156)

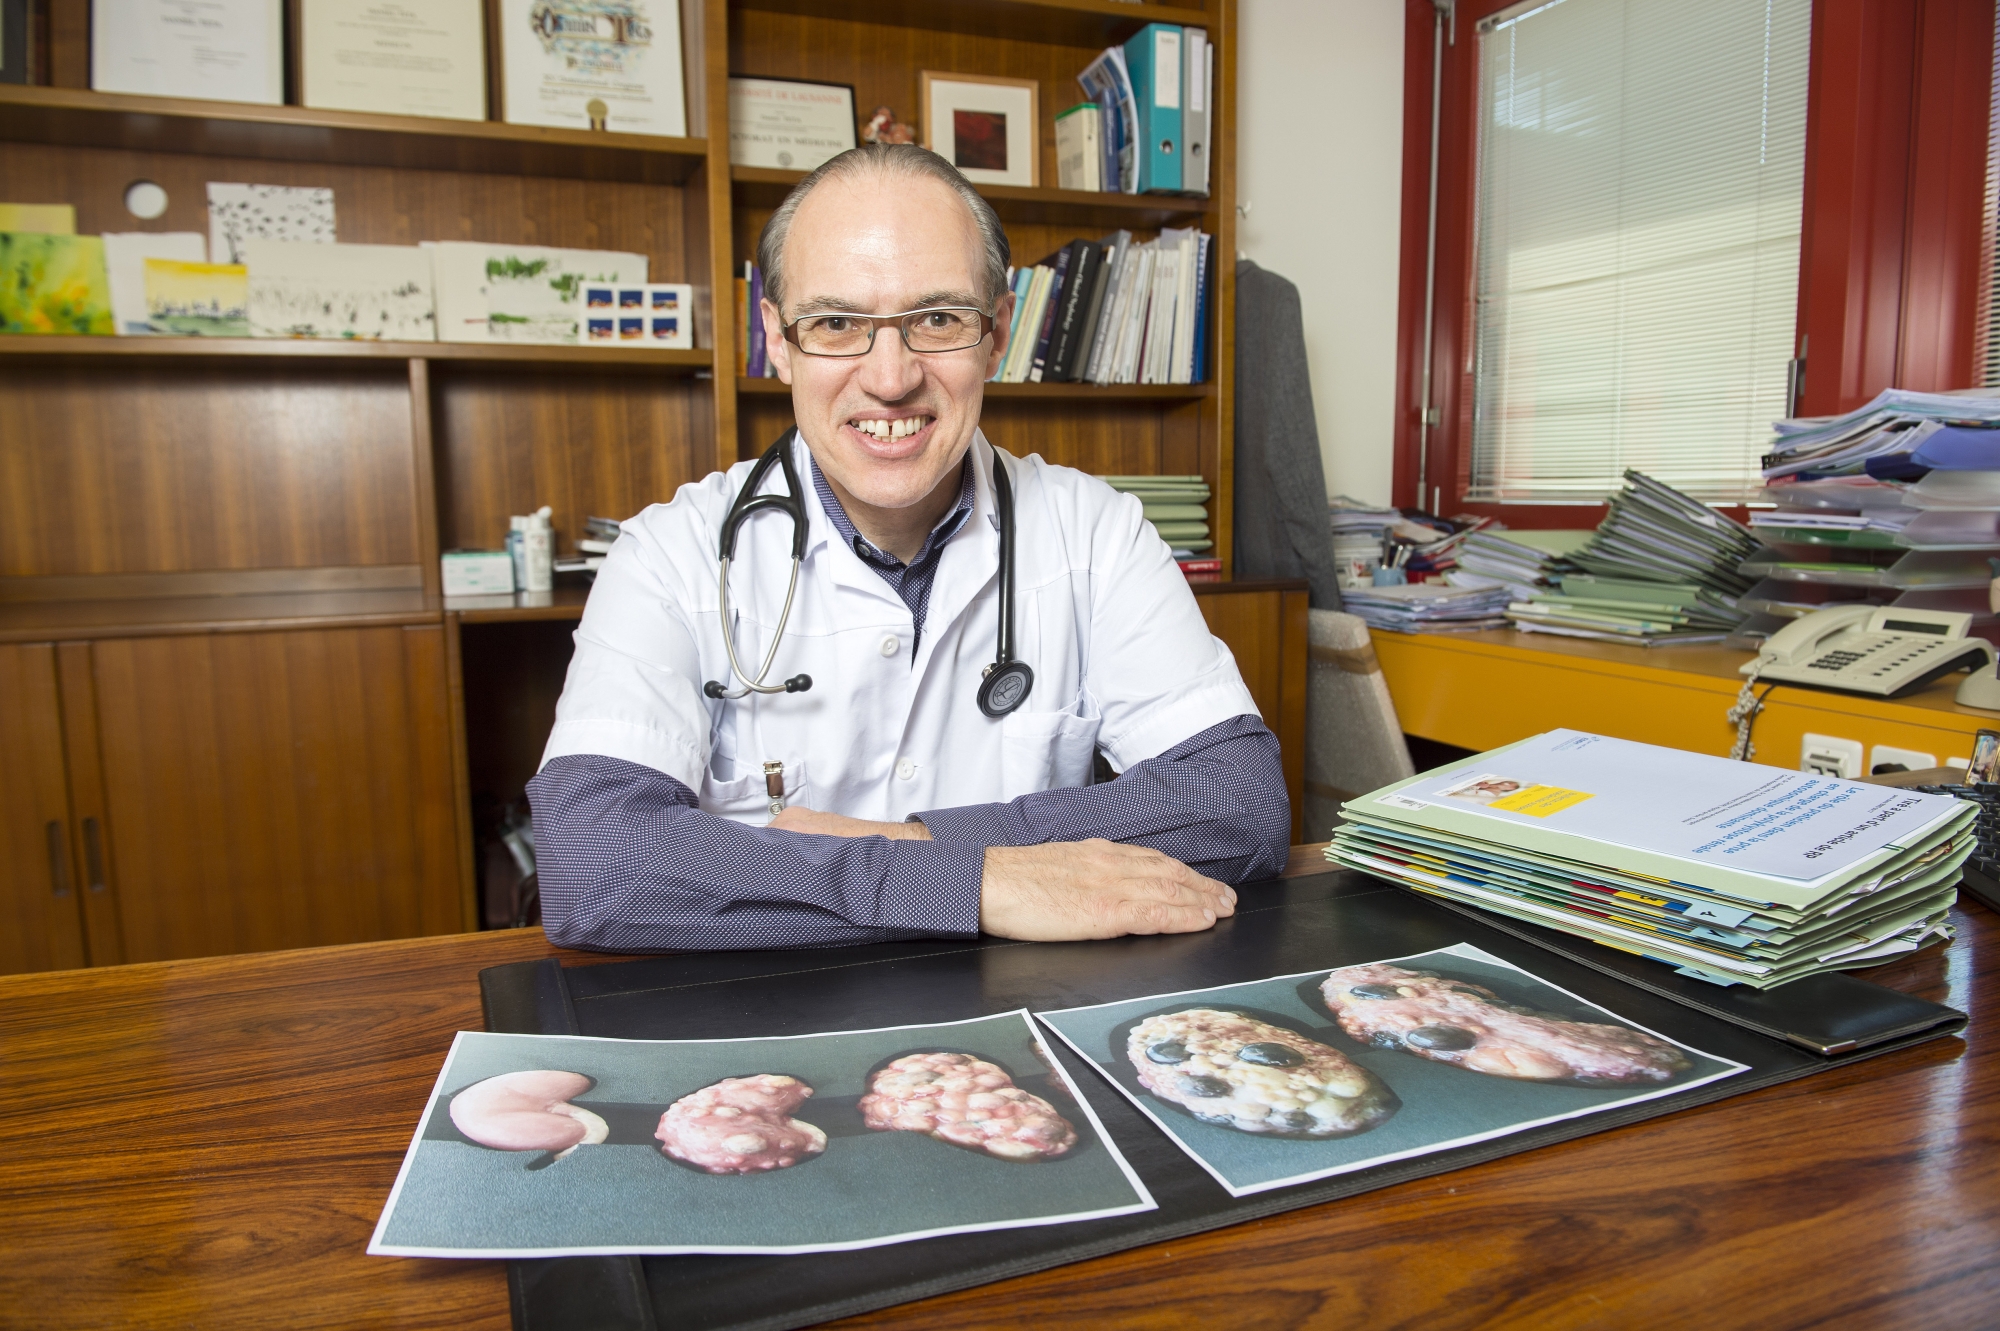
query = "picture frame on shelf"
(920, 71, 1039, 189)
(297, 0, 487, 122)
(728, 76, 857, 172)
(496, 0, 687, 138)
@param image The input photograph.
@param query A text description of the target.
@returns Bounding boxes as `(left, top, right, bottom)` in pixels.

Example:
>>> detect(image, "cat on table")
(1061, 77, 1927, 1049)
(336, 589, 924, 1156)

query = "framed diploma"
(91, 0, 284, 105)
(728, 77, 857, 172)
(299, 0, 487, 121)
(498, 0, 687, 138)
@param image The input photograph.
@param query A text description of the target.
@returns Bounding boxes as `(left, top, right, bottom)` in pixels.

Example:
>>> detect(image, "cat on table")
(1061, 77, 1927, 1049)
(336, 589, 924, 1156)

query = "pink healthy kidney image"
(449, 1070, 610, 1161)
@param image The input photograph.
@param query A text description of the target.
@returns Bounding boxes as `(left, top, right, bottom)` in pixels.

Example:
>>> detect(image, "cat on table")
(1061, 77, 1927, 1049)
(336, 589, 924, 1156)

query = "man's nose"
(854, 321, 925, 401)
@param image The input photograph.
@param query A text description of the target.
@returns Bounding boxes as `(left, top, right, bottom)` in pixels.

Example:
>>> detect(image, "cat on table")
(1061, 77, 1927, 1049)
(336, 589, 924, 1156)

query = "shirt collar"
(808, 447, 977, 572)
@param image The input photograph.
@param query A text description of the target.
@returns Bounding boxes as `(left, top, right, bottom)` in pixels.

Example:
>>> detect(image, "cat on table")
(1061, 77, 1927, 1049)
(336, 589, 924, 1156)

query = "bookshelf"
(0, 0, 1249, 974)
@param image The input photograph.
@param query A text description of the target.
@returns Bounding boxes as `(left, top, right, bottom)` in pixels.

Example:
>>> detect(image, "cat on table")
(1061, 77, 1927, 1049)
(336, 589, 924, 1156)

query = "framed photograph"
(920, 71, 1038, 189)
(729, 76, 857, 172)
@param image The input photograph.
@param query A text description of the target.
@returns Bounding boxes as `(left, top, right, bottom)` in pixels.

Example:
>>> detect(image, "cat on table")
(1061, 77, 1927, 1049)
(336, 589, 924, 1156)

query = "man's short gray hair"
(756, 144, 1011, 314)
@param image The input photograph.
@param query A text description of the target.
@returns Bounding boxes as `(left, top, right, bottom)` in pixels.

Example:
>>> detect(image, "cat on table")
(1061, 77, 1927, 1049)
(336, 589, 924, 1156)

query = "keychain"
(764, 760, 786, 817)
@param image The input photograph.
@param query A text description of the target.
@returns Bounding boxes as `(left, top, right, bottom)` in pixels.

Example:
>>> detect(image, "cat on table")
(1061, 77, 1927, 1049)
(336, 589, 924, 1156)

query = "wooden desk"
(2, 847, 1994, 1330)
(1375, 627, 2000, 770)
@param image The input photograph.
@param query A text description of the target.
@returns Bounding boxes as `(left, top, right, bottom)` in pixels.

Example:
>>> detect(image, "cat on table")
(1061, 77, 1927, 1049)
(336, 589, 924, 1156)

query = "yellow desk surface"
(1373, 628, 2000, 768)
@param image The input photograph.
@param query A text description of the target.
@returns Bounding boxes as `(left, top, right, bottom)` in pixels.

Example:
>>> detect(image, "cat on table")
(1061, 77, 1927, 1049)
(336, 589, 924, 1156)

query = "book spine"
(1045, 241, 1096, 381)
(1055, 106, 1101, 192)
(733, 267, 749, 376)
(1003, 266, 1051, 382)
(1122, 24, 1183, 193)
(1083, 235, 1130, 383)
(1028, 248, 1071, 382)
(1106, 48, 1139, 192)
(1182, 29, 1207, 198)
(745, 264, 766, 378)
(1070, 240, 1115, 382)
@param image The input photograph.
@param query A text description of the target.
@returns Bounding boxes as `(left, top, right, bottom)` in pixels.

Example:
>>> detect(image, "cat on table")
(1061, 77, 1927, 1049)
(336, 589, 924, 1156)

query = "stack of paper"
(1327, 730, 1973, 989)
(1100, 475, 1211, 554)
(1450, 529, 1592, 599)
(1507, 472, 1756, 645)
(1762, 388, 2000, 480)
(1341, 582, 1512, 634)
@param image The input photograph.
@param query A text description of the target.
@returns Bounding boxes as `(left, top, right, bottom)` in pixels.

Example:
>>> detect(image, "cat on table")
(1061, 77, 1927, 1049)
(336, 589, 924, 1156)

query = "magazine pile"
(1327, 731, 1973, 989)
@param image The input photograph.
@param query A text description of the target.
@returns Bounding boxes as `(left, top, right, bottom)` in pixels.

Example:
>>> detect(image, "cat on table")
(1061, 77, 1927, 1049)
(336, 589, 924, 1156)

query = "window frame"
(1393, 0, 1996, 528)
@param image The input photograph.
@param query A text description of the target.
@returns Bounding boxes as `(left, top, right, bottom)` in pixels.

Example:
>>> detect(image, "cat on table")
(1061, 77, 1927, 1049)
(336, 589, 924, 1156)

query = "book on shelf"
(1055, 104, 1102, 192)
(92, 0, 283, 106)
(1099, 474, 1211, 554)
(992, 229, 1212, 386)
(299, 0, 487, 123)
(1076, 24, 1212, 197)
(736, 262, 776, 376)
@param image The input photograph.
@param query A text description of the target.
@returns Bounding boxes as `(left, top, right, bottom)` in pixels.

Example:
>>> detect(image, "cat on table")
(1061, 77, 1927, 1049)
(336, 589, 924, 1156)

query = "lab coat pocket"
(701, 759, 809, 824)
(999, 697, 1102, 795)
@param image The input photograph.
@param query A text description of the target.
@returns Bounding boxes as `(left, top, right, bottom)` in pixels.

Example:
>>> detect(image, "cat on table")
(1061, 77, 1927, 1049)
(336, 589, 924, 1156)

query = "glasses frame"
(780, 306, 996, 358)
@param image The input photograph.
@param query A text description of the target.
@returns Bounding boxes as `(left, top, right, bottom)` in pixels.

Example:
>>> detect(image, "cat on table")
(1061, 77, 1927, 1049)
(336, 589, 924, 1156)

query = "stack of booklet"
(1341, 582, 1512, 634)
(1450, 529, 1592, 600)
(1100, 475, 1211, 554)
(1762, 387, 2000, 480)
(1327, 730, 1973, 989)
(1505, 472, 1757, 645)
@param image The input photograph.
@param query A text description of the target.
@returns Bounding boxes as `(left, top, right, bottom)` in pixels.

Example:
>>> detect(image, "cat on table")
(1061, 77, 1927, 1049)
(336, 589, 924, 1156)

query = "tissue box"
(442, 550, 516, 596)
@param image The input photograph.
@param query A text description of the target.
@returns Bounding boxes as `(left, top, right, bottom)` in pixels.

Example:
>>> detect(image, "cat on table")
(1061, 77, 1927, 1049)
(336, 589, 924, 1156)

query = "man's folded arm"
(915, 713, 1291, 884)
(528, 755, 986, 951)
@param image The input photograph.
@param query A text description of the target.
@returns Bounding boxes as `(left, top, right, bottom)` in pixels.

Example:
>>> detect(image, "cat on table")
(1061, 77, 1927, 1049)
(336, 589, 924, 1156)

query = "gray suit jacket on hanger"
(1233, 259, 1344, 610)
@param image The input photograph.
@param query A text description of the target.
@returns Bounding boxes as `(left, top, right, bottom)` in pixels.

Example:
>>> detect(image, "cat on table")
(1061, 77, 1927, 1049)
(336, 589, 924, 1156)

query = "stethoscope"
(702, 431, 1034, 719)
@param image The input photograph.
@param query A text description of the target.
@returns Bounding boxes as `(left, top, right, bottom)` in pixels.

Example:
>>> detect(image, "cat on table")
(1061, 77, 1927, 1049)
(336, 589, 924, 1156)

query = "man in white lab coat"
(529, 144, 1289, 951)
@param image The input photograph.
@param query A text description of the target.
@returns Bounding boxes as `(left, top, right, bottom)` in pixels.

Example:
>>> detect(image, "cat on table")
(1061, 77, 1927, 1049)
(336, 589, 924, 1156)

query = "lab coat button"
(896, 758, 916, 780)
(880, 636, 899, 657)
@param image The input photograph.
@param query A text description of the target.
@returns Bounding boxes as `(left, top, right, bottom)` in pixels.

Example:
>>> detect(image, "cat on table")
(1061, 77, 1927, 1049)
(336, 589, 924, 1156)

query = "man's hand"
(979, 840, 1236, 941)
(769, 806, 933, 840)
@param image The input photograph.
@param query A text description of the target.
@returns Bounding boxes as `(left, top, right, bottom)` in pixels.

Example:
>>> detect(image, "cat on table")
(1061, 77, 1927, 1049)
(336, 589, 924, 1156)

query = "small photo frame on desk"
(921, 71, 1038, 188)
(728, 76, 857, 172)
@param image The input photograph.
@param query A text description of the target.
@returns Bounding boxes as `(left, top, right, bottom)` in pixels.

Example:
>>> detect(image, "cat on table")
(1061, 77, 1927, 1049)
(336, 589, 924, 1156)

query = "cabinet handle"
(46, 822, 73, 898)
(82, 817, 108, 894)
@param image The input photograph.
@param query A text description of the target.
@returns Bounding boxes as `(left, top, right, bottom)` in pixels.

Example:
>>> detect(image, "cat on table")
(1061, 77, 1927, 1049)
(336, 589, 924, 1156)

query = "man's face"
(761, 173, 1012, 512)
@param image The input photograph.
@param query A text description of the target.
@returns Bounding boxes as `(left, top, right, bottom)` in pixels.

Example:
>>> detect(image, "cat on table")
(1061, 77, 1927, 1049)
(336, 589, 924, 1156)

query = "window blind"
(1468, 0, 1809, 504)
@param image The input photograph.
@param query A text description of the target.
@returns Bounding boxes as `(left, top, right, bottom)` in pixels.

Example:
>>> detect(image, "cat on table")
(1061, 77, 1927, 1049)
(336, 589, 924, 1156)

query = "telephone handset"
(1746, 604, 1995, 697)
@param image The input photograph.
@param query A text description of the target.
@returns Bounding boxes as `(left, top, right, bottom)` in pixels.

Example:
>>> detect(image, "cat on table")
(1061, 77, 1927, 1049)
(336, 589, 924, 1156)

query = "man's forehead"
(784, 174, 984, 308)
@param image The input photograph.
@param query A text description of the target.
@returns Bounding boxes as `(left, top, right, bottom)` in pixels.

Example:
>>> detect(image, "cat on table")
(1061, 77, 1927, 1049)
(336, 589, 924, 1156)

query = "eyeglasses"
(782, 306, 994, 357)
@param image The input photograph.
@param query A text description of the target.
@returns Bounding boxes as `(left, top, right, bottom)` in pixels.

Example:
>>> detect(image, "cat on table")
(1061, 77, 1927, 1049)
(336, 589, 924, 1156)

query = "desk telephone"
(1743, 605, 1995, 697)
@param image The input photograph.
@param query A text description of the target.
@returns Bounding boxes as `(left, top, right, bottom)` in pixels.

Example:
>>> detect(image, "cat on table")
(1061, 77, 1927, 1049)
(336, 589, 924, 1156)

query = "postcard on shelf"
(143, 258, 249, 336)
(430, 242, 647, 344)
(299, 0, 487, 121)
(207, 183, 337, 266)
(1036, 944, 1745, 1199)
(727, 77, 856, 172)
(368, 1011, 1152, 1257)
(102, 232, 208, 334)
(0, 203, 75, 234)
(498, 0, 686, 138)
(579, 281, 693, 348)
(922, 71, 1038, 189)
(244, 240, 435, 341)
(0, 233, 115, 335)
(91, 0, 283, 105)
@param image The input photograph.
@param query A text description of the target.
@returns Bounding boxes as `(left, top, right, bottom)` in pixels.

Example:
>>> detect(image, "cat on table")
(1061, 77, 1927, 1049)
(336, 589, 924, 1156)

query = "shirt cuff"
(911, 801, 1036, 850)
(875, 840, 986, 935)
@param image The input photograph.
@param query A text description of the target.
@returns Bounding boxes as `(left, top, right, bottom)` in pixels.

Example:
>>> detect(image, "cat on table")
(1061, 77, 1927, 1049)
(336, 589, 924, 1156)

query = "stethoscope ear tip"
(703, 680, 727, 699)
(784, 674, 813, 693)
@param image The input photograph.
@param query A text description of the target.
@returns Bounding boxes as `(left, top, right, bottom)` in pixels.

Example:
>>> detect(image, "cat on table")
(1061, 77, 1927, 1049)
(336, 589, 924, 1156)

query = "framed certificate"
(299, 0, 487, 121)
(727, 77, 857, 172)
(92, 0, 284, 105)
(498, 0, 687, 138)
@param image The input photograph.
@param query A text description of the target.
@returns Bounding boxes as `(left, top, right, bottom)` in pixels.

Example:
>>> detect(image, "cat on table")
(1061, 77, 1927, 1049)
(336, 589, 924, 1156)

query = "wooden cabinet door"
(81, 625, 468, 963)
(1197, 588, 1310, 844)
(0, 644, 89, 973)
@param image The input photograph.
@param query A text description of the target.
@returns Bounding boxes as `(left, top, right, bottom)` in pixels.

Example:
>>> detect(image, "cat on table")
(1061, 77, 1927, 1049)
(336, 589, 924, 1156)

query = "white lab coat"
(540, 430, 1259, 823)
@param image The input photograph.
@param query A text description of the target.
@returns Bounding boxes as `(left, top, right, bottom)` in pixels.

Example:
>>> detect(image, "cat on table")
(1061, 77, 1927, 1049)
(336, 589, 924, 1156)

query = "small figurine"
(863, 105, 917, 145)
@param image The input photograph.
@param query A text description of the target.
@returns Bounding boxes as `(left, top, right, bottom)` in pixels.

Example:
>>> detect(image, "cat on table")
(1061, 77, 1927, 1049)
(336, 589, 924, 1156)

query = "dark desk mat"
(483, 870, 1966, 1331)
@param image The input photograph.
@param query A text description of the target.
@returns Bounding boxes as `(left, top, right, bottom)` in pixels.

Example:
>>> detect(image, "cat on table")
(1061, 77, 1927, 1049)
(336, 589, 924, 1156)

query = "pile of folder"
(1340, 582, 1512, 634)
(1505, 471, 1756, 645)
(1762, 387, 2000, 480)
(1101, 475, 1211, 554)
(1328, 730, 1973, 989)
(1449, 529, 1592, 600)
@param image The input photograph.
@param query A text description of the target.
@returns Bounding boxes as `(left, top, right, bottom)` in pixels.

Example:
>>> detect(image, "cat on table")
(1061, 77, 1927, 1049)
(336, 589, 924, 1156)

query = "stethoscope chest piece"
(977, 660, 1034, 718)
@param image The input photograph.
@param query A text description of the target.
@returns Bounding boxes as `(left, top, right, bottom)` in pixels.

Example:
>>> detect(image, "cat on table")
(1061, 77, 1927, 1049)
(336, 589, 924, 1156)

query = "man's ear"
(985, 287, 1015, 379)
(760, 298, 792, 384)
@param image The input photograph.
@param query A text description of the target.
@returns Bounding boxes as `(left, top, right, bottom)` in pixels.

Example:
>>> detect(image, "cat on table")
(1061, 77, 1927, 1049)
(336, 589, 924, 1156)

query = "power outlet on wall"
(1801, 734, 1864, 778)
(1868, 744, 1938, 776)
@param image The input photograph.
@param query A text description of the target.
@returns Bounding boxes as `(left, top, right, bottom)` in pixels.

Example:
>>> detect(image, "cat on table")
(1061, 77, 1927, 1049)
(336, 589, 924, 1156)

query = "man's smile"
(844, 412, 937, 452)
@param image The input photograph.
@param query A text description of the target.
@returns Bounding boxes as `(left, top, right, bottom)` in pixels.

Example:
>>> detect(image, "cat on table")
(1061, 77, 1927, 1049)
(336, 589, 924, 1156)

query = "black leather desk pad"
(480, 869, 1966, 1331)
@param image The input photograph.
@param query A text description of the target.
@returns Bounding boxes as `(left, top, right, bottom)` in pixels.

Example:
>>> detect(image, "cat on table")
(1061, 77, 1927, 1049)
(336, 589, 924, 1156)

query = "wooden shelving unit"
(0, 0, 1244, 974)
